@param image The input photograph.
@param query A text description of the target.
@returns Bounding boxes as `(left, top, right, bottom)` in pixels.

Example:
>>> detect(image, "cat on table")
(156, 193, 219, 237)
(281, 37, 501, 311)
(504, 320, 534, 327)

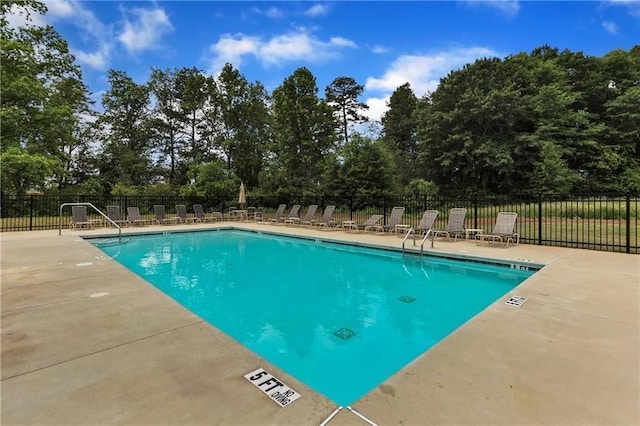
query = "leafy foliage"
(1, 4, 637, 197)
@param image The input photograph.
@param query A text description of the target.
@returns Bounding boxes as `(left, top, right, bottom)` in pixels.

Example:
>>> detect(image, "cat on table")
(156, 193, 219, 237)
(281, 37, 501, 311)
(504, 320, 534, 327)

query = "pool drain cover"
(333, 327, 356, 341)
(398, 295, 416, 303)
(506, 295, 527, 307)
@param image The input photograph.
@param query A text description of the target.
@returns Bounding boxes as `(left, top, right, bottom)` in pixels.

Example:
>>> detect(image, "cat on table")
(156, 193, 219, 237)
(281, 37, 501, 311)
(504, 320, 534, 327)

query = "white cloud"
(266, 6, 284, 19)
(363, 46, 500, 121)
(363, 97, 389, 123)
(304, 4, 330, 17)
(462, 0, 521, 17)
(74, 44, 111, 70)
(7, 0, 114, 71)
(605, 0, 640, 16)
(208, 28, 357, 72)
(370, 44, 390, 54)
(4, 3, 47, 28)
(602, 21, 619, 34)
(210, 34, 261, 70)
(118, 6, 173, 54)
(44, 0, 75, 18)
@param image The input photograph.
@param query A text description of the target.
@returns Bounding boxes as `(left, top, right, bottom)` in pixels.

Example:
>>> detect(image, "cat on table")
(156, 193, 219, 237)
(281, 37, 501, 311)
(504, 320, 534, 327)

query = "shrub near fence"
(1, 193, 638, 254)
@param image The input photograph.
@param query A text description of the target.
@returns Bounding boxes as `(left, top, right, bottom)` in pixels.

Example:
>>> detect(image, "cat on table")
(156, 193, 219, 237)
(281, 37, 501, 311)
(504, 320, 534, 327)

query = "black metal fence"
(1, 193, 638, 254)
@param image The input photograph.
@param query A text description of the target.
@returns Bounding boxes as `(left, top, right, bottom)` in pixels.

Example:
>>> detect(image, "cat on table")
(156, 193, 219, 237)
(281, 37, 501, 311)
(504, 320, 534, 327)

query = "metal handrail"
(59, 202, 121, 241)
(401, 227, 414, 254)
(420, 229, 435, 256)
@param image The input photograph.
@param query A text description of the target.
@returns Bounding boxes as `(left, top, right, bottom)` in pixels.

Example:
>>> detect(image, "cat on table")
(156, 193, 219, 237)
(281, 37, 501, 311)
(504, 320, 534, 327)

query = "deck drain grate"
(398, 295, 416, 303)
(506, 295, 527, 307)
(333, 327, 356, 341)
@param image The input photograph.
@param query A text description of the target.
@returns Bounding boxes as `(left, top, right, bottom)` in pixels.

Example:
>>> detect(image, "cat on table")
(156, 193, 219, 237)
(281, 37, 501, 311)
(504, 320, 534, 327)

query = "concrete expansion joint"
(319, 405, 378, 426)
(1, 320, 204, 382)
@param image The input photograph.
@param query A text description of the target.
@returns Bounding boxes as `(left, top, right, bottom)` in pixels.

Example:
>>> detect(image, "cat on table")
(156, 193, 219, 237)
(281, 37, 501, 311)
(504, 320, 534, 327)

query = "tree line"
(2, 0, 639, 201)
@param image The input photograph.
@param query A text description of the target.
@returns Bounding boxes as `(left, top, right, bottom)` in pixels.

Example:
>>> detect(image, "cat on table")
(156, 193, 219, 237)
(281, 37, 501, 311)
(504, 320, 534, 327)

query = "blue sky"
(14, 0, 640, 120)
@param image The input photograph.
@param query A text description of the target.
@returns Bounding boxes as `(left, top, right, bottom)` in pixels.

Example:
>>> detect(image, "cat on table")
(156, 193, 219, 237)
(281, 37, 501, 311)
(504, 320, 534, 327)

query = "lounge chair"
(106, 205, 129, 227)
(311, 205, 337, 228)
(432, 208, 467, 241)
(286, 205, 317, 226)
(266, 204, 287, 223)
(254, 207, 264, 222)
(127, 207, 148, 226)
(382, 206, 406, 233)
(193, 204, 211, 222)
(70, 205, 94, 230)
(344, 214, 384, 233)
(477, 212, 519, 248)
(174, 204, 193, 223)
(414, 210, 439, 235)
(153, 205, 178, 225)
(278, 204, 301, 225)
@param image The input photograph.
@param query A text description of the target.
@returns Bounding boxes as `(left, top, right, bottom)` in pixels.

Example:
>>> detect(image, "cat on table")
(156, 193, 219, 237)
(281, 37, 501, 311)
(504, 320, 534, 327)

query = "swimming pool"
(92, 229, 536, 406)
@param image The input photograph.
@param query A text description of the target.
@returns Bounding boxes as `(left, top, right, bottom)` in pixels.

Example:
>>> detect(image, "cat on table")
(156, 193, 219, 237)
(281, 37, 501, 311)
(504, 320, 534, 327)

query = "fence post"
(626, 194, 631, 254)
(349, 196, 353, 221)
(538, 194, 543, 246)
(473, 194, 478, 229)
(383, 196, 387, 226)
(29, 195, 34, 231)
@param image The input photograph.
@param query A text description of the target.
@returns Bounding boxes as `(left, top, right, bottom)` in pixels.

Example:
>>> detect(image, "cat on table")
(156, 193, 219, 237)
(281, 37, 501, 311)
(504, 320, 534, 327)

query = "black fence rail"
(1, 193, 638, 254)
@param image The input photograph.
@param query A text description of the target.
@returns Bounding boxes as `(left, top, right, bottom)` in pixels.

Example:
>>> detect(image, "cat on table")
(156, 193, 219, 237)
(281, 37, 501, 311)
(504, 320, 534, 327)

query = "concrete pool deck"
(1, 222, 638, 425)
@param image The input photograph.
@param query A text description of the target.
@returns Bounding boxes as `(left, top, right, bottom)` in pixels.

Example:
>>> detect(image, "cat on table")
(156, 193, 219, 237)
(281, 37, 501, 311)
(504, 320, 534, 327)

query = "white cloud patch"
(44, 0, 75, 18)
(118, 6, 173, 54)
(363, 46, 500, 121)
(4, 3, 47, 28)
(602, 21, 618, 34)
(605, 0, 640, 16)
(10, 0, 114, 71)
(462, 0, 521, 17)
(370, 44, 390, 54)
(208, 28, 357, 72)
(266, 6, 284, 19)
(74, 44, 111, 70)
(304, 4, 330, 17)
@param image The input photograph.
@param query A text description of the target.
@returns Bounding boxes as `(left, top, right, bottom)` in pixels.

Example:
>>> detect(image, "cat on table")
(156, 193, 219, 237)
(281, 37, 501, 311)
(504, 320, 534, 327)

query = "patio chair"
(477, 212, 519, 248)
(432, 208, 467, 241)
(175, 204, 192, 224)
(254, 207, 264, 222)
(106, 205, 129, 228)
(70, 205, 94, 230)
(382, 206, 406, 233)
(278, 204, 301, 225)
(193, 204, 211, 223)
(414, 210, 439, 235)
(286, 205, 317, 226)
(344, 214, 384, 233)
(127, 207, 148, 226)
(153, 205, 178, 225)
(311, 205, 337, 228)
(267, 204, 287, 223)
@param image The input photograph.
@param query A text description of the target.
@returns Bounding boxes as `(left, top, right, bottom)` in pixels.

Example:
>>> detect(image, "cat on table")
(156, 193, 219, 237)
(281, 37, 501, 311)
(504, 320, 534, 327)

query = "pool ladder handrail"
(401, 227, 414, 255)
(59, 202, 121, 241)
(420, 229, 435, 256)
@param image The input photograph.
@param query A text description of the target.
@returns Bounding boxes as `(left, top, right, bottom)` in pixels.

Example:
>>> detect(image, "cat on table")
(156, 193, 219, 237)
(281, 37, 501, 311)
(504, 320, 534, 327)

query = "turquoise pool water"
(93, 229, 535, 406)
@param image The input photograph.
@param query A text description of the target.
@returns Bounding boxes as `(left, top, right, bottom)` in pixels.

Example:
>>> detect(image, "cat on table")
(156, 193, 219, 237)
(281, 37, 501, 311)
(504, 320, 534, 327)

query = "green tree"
(334, 134, 396, 197)
(1, 0, 94, 193)
(180, 159, 237, 200)
(98, 70, 154, 190)
(0, 147, 62, 194)
(149, 67, 186, 184)
(271, 67, 338, 193)
(382, 83, 419, 189)
(325, 76, 368, 145)
(175, 67, 208, 161)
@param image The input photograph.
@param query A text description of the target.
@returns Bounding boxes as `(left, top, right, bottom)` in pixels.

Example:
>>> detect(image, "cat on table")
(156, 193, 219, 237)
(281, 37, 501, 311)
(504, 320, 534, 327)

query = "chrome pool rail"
(59, 202, 121, 241)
